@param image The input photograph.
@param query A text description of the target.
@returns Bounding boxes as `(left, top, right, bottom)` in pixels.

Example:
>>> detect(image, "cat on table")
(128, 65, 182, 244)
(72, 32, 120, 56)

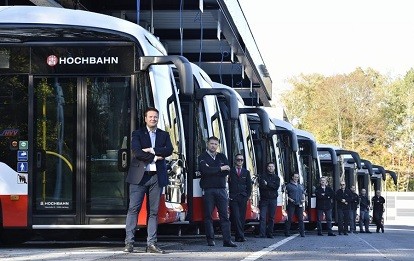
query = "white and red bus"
(0, 6, 196, 243)
(212, 83, 260, 222)
(295, 128, 322, 229)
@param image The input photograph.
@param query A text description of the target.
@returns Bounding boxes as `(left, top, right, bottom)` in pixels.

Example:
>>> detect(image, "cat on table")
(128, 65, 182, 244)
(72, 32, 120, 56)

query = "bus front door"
(32, 76, 131, 227)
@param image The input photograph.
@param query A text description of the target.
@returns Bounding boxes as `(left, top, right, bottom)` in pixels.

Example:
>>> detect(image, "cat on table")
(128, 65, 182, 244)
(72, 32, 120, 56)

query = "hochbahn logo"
(46, 55, 119, 67)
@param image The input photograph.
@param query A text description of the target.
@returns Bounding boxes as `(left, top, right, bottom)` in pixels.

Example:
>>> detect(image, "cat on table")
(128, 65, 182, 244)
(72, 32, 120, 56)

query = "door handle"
(118, 149, 129, 172)
(36, 150, 46, 171)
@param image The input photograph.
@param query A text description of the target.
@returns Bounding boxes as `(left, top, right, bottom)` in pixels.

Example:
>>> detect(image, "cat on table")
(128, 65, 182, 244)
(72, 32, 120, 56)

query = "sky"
(239, 0, 414, 97)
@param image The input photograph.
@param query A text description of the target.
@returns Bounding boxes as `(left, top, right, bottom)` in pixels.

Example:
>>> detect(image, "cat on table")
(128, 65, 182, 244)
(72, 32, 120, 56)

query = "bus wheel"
(0, 229, 33, 245)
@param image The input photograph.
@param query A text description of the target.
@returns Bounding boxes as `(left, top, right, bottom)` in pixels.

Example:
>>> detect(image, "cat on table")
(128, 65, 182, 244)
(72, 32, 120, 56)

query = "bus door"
(33, 76, 130, 226)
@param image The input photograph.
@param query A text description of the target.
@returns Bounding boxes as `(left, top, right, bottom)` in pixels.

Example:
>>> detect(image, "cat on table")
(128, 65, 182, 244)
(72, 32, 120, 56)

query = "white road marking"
(240, 234, 298, 261)
(358, 237, 395, 261)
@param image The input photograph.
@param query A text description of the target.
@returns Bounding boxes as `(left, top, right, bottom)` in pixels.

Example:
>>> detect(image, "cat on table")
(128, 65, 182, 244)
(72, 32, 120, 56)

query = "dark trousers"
(203, 188, 231, 243)
(337, 208, 350, 234)
(258, 198, 277, 236)
(284, 203, 304, 235)
(373, 210, 384, 231)
(229, 195, 248, 239)
(316, 208, 333, 233)
(125, 174, 161, 246)
(359, 209, 370, 232)
(349, 209, 357, 232)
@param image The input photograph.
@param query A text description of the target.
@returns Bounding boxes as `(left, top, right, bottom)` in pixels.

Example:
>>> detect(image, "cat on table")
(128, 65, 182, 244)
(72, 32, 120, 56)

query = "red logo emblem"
(46, 55, 58, 67)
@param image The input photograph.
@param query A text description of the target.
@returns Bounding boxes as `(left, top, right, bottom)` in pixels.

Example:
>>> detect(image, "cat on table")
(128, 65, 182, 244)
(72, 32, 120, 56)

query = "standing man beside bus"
(124, 107, 173, 254)
(359, 188, 372, 233)
(284, 173, 305, 237)
(228, 153, 252, 242)
(198, 136, 237, 247)
(335, 182, 352, 235)
(349, 185, 359, 234)
(372, 190, 385, 233)
(315, 177, 336, 236)
(257, 162, 280, 238)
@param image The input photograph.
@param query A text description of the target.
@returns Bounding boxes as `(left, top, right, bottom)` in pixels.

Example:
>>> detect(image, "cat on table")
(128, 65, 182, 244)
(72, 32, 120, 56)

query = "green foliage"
(280, 67, 414, 191)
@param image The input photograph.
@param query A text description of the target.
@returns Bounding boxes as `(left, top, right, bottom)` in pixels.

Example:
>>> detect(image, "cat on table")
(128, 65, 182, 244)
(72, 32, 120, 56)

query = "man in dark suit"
(372, 190, 386, 233)
(198, 136, 237, 247)
(349, 185, 359, 234)
(228, 153, 252, 242)
(335, 181, 352, 235)
(315, 177, 336, 236)
(124, 107, 173, 254)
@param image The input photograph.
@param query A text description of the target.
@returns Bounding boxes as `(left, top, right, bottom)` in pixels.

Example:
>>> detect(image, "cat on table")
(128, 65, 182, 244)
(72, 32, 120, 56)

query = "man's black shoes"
(146, 244, 165, 254)
(207, 240, 215, 246)
(123, 243, 134, 253)
(223, 241, 237, 247)
(317, 232, 323, 236)
(235, 237, 247, 242)
(328, 233, 336, 236)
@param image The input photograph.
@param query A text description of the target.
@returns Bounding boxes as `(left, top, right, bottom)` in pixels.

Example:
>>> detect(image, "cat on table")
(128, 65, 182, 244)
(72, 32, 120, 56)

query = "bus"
(0, 6, 195, 243)
(174, 64, 238, 226)
(317, 145, 361, 224)
(295, 128, 322, 229)
(266, 116, 303, 224)
(212, 82, 260, 222)
(247, 108, 297, 225)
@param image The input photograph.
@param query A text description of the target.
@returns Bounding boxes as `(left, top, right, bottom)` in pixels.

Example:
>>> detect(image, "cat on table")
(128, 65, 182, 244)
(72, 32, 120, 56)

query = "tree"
(280, 67, 413, 191)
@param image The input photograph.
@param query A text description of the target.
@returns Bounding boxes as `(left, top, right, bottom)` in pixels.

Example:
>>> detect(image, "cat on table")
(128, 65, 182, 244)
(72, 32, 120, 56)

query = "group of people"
(196, 137, 307, 244)
(122, 107, 386, 254)
(316, 178, 386, 236)
(122, 108, 248, 253)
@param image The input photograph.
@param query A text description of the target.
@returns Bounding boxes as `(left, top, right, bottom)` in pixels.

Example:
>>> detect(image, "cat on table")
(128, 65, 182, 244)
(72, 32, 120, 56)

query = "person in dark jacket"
(124, 107, 173, 254)
(257, 162, 280, 238)
(229, 153, 252, 242)
(349, 185, 359, 234)
(198, 136, 237, 247)
(372, 190, 385, 233)
(335, 182, 352, 235)
(284, 173, 305, 237)
(359, 188, 372, 233)
(315, 177, 336, 236)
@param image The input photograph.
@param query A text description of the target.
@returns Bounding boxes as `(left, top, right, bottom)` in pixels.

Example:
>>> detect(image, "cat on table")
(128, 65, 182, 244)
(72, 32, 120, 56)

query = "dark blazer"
(198, 151, 229, 189)
(349, 191, 359, 211)
(228, 167, 252, 199)
(372, 196, 385, 212)
(259, 172, 280, 199)
(335, 188, 352, 210)
(126, 127, 173, 187)
(315, 186, 334, 210)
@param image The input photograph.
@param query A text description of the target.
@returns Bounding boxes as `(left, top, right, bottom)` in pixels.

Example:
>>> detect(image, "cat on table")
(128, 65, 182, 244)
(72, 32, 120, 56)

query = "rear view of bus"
(0, 6, 192, 243)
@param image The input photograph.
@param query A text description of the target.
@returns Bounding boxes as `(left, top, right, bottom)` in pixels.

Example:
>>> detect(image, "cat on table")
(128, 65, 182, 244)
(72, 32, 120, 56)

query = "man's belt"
(145, 171, 157, 176)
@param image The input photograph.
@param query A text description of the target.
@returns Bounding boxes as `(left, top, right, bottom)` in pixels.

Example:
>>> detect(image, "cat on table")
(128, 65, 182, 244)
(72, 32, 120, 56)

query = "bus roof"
(295, 128, 316, 141)
(0, 6, 166, 56)
(212, 82, 245, 104)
